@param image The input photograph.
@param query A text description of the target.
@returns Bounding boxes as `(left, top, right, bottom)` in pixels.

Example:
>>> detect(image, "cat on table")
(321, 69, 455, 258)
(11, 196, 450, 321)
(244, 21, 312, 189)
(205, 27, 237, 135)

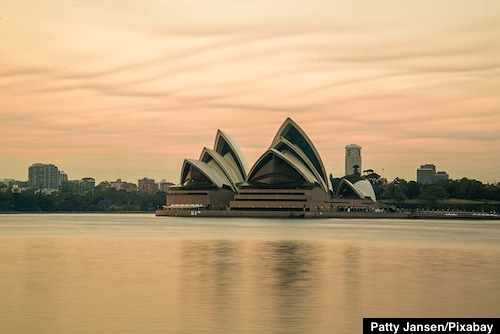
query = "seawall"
(155, 209, 410, 219)
(155, 209, 500, 220)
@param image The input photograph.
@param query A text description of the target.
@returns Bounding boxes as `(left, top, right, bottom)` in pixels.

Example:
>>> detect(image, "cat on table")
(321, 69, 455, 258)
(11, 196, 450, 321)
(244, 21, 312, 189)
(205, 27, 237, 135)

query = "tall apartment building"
(345, 144, 362, 176)
(28, 163, 63, 189)
(416, 164, 449, 184)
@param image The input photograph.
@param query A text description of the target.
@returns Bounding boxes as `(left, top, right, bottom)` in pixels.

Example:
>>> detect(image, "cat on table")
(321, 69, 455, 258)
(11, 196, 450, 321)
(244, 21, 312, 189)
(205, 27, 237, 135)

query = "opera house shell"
(160, 118, 381, 217)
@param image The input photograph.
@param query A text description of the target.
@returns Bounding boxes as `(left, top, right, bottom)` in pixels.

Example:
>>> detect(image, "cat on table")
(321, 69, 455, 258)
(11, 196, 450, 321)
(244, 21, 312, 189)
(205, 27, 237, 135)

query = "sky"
(1, 0, 499, 184)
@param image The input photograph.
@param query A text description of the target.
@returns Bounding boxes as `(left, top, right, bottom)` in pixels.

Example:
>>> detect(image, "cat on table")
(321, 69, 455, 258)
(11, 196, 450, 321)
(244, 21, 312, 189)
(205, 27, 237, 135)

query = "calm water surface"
(1, 214, 499, 333)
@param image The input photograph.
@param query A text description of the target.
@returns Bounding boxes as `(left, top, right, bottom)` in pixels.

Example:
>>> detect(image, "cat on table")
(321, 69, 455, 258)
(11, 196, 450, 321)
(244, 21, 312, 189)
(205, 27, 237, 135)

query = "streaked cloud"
(1, 0, 499, 183)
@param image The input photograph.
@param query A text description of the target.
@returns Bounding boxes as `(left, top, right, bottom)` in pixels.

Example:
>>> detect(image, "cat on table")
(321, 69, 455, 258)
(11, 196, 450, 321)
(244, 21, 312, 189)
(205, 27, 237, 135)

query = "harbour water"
(1, 214, 499, 333)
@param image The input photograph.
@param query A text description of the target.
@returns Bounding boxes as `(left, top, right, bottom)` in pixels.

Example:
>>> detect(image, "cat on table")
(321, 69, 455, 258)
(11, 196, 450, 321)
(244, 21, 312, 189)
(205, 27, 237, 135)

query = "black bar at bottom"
(363, 318, 498, 334)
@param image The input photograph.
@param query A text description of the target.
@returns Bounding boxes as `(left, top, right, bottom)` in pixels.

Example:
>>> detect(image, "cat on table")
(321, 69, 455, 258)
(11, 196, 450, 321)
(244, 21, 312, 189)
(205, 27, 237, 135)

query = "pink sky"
(1, 1, 499, 184)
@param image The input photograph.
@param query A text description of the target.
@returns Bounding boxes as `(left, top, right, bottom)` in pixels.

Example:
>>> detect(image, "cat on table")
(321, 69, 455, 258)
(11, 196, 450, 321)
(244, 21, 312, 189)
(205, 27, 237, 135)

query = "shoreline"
(1, 210, 498, 220)
(0, 211, 152, 215)
(155, 209, 500, 220)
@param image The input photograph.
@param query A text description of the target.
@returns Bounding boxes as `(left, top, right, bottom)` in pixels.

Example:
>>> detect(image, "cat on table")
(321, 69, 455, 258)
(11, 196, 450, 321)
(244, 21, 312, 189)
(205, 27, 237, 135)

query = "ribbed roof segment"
(272, 137, 329, 192)
(172, 130, 247, 191)
(199, 147, 243, 191)
(336, 178, 377, 202)
(247, 149, 320, 187)
(353, 180, 377, 201)
(214, 130, 247, 181)
(270, 118, 329, 191)
(180, 159, 233, 190)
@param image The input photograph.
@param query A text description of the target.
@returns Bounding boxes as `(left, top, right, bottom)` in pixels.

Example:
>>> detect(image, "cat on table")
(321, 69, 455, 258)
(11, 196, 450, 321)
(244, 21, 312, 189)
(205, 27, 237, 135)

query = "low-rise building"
(159, 180, 174, 192)
(110, 179, 137, 192)
(417, 164, 449, 184)
(138, 178, 159, 193)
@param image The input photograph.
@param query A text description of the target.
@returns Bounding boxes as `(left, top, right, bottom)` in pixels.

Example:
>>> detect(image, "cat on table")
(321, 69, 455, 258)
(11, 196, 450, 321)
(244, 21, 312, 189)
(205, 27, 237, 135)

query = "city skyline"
(1, 1, 499, 184)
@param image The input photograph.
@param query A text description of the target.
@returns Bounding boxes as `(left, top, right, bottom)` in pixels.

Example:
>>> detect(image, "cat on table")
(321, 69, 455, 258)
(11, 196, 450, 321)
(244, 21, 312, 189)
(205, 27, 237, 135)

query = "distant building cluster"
(0, 163, 174, 195)
(0, 179, 28, 194)
(416, 164, 449, 184)
(63, 177, 96, 195)
(0, 145, 452, 199)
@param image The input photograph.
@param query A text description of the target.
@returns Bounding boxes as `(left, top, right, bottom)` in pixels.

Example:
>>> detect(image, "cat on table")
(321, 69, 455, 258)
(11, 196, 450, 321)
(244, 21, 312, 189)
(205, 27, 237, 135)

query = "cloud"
(1, 1, 499, 182)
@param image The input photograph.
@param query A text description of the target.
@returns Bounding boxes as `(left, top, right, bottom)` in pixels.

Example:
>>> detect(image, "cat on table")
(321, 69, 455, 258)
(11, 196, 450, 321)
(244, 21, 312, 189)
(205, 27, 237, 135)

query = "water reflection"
(270, 241, 316, 290)
(268, 241, 318, 333)
(340, 246, 361, 332)
(179, 240, 243, 333)
(1, 220, 499, 333)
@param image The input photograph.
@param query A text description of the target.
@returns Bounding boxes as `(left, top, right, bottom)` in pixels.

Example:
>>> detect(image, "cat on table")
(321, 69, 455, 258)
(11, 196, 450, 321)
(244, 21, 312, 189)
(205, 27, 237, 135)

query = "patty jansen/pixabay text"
(369, 321, 494, 333)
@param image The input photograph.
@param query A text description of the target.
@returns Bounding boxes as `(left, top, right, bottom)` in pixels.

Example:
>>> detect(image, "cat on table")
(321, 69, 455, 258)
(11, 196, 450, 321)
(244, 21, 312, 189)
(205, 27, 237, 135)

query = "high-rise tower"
(345, 144, 362, 176)
(28, 163, 62, 189)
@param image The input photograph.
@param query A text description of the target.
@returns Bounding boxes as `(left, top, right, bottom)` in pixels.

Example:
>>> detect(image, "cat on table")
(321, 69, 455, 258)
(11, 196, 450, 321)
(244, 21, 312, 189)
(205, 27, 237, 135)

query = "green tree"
(0, 191, 14, 211)
(420, 184, 449, 203)
(353, 164, 360, 175)
(485, 183, 500, 200)
(404, 181, 422, 199)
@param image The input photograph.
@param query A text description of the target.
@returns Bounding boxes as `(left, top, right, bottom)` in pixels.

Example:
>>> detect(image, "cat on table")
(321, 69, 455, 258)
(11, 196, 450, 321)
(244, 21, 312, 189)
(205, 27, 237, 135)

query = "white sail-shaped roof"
(180, 159, 233, 189)
(336, 178, 377, 202)
(247, 148, 320, 186)
(270, 118, 328, 189)
(214, 130, 247, 180)
(273, 137, 328, 192)
(199, 147, 243, 191)
(172, 118, 332, 195)
(353, 179, 377, 202)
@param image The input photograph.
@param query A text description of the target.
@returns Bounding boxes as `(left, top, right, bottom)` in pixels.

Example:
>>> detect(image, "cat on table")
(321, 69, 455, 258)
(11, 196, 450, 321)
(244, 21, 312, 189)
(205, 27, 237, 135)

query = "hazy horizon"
(1, 1, 499, 184)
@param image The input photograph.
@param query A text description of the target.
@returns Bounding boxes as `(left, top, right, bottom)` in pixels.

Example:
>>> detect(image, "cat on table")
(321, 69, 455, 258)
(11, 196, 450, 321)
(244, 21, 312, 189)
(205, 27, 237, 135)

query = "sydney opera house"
(156, 118, 383, 217)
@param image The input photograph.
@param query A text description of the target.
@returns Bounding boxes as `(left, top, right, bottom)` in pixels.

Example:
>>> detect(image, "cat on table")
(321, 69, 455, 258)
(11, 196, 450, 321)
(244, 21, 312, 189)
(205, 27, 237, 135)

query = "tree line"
(1, 176, 499, 213)
(377, 178, 500, 202)
(0, 188, 167, 212)
(372, 177, 500, 212)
